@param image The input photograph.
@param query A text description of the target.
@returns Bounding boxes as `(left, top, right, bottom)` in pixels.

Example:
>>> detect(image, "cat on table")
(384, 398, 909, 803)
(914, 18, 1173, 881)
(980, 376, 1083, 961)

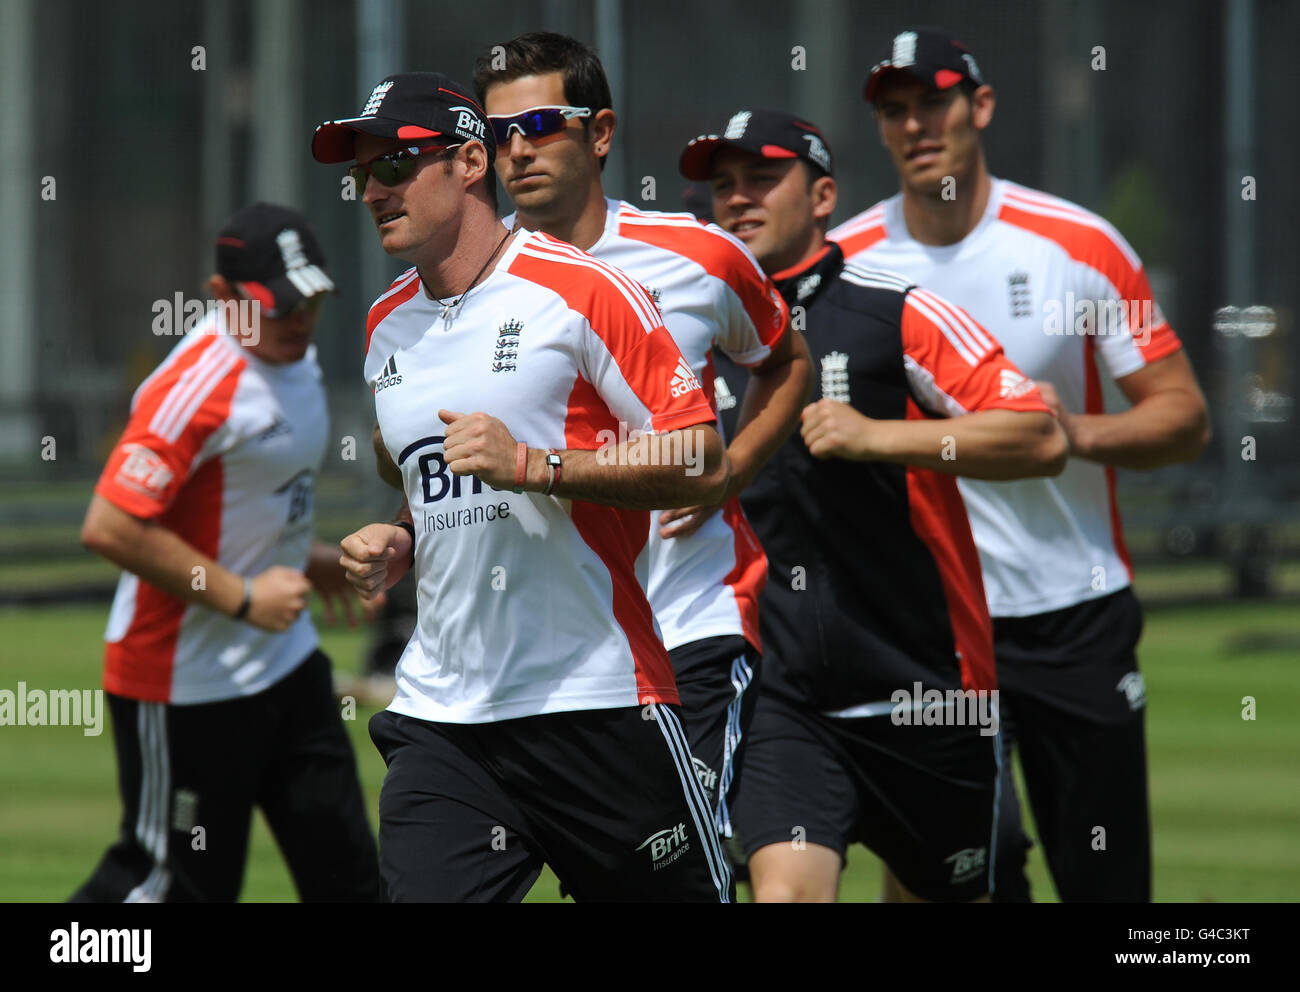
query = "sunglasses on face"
(487, 106, 592, 147)
(235, 290, 326, 320)
(347, 143, 461, 190)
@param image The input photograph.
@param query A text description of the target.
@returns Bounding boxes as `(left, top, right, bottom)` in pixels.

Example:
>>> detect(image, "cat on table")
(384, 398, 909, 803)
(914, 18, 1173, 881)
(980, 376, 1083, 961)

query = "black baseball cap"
(863, 28, 986, 102)
(215, 203, 334, 318)
(679, 109, 834, 181)
(311, 72, 495, 163)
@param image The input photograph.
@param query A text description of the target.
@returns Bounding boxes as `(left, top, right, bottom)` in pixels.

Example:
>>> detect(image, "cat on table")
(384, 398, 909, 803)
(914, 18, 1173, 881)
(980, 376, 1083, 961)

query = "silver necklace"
(437, 230, 511, 324)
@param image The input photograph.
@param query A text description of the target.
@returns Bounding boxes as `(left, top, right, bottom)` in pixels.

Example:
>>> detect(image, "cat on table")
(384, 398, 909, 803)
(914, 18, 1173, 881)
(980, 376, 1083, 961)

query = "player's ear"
(461, 141, 492, 192)
(971, 84, 995, 131)
(811, 175, 837, 221)
(590, 108, 617, 162)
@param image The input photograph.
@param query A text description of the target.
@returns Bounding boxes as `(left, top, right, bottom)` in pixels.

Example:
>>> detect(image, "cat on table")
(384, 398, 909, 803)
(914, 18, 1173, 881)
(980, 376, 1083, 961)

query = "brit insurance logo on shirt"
(399, 433, 514, 536)
(944, 846, 988, 886)
(114, 443, 173, 500)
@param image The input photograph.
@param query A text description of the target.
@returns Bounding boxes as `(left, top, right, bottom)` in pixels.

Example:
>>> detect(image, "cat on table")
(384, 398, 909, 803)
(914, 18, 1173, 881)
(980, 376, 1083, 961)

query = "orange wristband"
(513, 442, 528, 493)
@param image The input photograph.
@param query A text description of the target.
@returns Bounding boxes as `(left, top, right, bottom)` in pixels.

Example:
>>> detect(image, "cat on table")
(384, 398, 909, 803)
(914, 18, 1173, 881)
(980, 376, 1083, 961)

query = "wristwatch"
(544, 449, 563, 496)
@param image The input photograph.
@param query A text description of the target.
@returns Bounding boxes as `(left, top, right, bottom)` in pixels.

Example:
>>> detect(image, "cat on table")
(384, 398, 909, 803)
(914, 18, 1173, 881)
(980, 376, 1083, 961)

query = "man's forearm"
(871, 410, 1067, 479)
(518, 426, 730, 509)
(82, 497, 245, 615)
(1065, 390, 1210, 469)
(728, 335, 814, 497)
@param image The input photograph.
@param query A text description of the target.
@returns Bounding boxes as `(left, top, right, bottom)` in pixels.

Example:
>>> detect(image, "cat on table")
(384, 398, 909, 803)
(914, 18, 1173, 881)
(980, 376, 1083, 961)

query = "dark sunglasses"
(347, 143, 461, 190)
(234, 290, 326, 319)
(487, 106, 592, 148)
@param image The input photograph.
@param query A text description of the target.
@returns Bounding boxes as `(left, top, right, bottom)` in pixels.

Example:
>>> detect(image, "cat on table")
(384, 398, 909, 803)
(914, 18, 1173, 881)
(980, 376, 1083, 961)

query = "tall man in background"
(474, 31, 812, 847)
(832, 28, 1210, 901)
(75, 204, 380, 902)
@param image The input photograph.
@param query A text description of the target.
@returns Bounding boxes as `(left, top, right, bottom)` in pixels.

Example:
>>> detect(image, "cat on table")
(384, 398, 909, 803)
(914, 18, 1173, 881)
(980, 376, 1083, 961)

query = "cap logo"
(361, 80, 394, 117)
(802, 134, 831, 172)
(724, 111, 752, 140)
(276, 229, 334, 298)
(277, 229, 309, 272)
(448, 105, 488, 142)
(961, 53, 984, 84)
(891, 30, 918, 67)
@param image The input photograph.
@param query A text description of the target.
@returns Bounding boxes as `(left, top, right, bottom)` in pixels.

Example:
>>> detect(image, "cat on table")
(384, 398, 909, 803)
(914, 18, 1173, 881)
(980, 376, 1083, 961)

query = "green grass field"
(1, 600, 1296, 902)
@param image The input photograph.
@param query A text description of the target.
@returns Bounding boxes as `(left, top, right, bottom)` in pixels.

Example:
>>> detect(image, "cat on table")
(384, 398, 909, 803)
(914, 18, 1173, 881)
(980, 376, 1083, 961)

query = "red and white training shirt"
(365, 230, 716, 724)
(831, 178, 1183, 617)
(505, 200, 788, 652)
(95, 313, 326, 703)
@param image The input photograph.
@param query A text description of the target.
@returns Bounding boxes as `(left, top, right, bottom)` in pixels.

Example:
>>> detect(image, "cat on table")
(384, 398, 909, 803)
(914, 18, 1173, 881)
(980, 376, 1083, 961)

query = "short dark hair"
(473, 31, 613, 171)
(801, 160, 829, 189)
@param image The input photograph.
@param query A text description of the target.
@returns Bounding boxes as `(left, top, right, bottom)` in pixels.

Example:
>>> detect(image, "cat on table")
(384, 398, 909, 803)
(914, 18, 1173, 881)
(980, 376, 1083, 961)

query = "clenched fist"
(339, 523, 414, 601)
(439, 409, 520, 491)
(799, 399, 875, 461)
(247, 565, 312, 632)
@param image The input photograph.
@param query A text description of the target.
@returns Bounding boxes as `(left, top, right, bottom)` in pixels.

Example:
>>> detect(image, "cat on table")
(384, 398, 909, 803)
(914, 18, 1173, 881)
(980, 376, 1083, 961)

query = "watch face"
(546, 453, 562, 467)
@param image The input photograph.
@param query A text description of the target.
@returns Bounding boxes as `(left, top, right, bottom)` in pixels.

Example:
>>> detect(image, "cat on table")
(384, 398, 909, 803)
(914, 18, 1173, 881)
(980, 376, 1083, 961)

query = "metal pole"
(251, 0, 303, 205)
(1224, 0, 1255, 307)
(355, 0, 403, 515)
(1220, 0, 1265, 595)
(594, 0, 627, 201)
(200, 0, 233, 267)
(0, 0, 38, 458)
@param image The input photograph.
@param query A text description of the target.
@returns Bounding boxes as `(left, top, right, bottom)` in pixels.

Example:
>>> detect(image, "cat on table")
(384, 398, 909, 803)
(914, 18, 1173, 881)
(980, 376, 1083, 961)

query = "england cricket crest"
(820, 351, 850, 403)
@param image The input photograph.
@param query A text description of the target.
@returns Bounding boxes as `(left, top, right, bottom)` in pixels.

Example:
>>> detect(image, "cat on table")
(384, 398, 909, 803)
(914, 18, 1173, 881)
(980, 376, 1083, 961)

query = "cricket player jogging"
(73, 204, 380, 902)
(682, 109, 1068, 902)
(832, 28, 1210, 901)
(473, 32, 813, 856)
(312, 72, 735, 902)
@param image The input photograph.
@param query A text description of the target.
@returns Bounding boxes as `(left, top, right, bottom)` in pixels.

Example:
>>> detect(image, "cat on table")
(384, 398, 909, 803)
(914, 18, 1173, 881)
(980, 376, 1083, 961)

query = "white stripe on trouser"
(715, 653, 754, 838)
(126, 702, 172, 902)
(988, 711, 1003, 898)
(652, 704, 732, 902)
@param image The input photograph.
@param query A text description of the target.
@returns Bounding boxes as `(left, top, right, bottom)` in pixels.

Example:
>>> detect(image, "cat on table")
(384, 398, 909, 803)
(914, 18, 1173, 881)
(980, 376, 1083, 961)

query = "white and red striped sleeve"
(997, 187, 1182, 379)
(512, 235, 717, 434)
(363, 267, 422, 383)
(617, 210, 789, 366)
(829, 202, 888, 258)
(900, 288, 1050, 417)
(95, 334, 245, 519)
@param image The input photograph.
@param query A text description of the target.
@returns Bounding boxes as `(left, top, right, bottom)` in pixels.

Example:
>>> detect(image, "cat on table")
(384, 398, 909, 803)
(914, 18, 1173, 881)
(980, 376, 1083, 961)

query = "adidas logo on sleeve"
(670, 358, 703, 398)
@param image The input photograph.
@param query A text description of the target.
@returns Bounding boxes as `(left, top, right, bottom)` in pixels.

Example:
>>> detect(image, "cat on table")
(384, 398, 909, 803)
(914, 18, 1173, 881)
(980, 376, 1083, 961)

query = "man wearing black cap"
(473, 33, 814, 865)
(832, 28, 1210, 901)
(74, 203, 380, 902)
(681, 109, 1067, 902)
(313, 73, 736, 902)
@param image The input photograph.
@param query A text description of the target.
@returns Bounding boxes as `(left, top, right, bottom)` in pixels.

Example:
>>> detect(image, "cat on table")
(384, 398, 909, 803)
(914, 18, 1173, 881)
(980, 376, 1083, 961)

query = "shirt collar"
(771, 241, 843, 308)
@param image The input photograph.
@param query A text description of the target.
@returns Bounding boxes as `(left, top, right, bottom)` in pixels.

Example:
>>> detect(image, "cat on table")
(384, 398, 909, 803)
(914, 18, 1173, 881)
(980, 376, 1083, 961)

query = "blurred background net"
(0, 0, 1295, 604)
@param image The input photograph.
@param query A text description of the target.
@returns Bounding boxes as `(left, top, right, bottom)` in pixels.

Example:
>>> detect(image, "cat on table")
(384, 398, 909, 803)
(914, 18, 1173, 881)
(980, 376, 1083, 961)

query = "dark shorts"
(668, 634, 761, 839)
(71, 650, 380, 903)
(733, 689, 999, 902)
(992, 588, 1151, 902)
(368, 702, 732, 902)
